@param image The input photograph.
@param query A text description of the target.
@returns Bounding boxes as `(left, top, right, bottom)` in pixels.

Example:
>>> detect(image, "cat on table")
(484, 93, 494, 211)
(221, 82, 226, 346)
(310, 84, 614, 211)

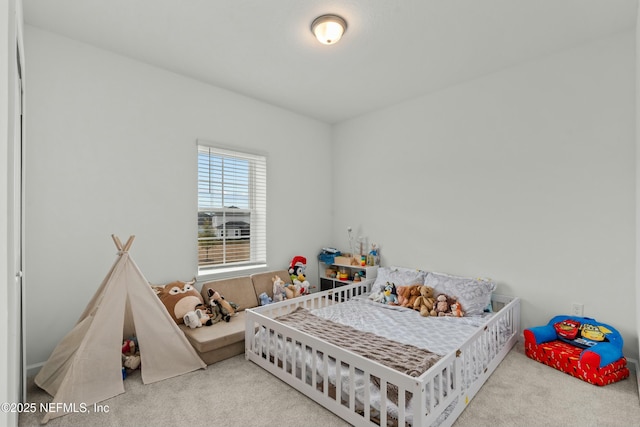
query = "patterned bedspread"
(310, 296, 493, 355)
(276, 306, 442, 404)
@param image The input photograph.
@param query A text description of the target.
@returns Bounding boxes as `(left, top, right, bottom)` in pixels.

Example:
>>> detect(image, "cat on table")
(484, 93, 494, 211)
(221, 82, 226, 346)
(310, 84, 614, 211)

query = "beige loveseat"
(178, 270, 292, 365)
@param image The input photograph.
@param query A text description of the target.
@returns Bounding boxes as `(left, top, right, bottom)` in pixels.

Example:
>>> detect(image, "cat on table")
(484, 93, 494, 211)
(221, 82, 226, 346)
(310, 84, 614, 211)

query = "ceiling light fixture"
(311, 14, 347, 45)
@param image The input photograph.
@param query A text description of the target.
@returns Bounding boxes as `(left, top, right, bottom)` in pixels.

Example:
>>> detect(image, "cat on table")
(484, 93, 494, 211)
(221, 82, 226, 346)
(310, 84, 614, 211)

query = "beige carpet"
(453, 345, 640, 427)
(19, 344, 640, 427)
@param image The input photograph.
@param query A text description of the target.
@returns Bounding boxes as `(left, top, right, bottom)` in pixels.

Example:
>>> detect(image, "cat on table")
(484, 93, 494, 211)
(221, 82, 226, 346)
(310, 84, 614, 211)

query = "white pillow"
(371, 266, 427, 293)
(424, 271, 496, 316)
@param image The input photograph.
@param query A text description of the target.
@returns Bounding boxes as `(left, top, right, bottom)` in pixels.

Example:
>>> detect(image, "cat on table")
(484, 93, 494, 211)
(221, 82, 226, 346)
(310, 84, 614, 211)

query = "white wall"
(24, 26, 332, 367)
(333, 31, 638, 359)
(22, 23, 639, 366)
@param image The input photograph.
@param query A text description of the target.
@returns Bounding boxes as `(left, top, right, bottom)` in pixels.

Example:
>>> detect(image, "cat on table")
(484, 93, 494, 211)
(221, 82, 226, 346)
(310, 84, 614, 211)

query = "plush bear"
(435, 294, 450, 316)
(207, 289, 238, 322)
(272, 276, 288, 302)
(396, 285, 420, 308)
(158, 279, 203, 324)
(414, 285, 436, 317)
(396, 285, 409, 306)
(285, 282, 303, 299)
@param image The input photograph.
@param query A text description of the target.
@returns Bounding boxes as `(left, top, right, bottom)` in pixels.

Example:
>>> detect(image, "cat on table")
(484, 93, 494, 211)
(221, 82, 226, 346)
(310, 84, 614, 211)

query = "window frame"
(197, 141, 267, 278)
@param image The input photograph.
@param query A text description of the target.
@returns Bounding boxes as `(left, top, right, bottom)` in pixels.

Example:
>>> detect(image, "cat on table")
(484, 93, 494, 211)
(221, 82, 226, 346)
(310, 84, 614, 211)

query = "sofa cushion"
(201, 276, 257, 312)
(179, 312, 247, 354)
(250, 269, 292, 301)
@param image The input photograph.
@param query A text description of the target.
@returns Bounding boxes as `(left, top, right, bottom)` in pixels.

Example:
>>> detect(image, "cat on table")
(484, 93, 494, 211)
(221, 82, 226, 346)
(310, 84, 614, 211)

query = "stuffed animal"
(272, 275, 288, 302)
(397, 284, 421, 308)
(194, 303, 214, 324)
(183, 310, 202, 328)
(414, 285, 436, 317)
(289, 256, 307, 283)
(208, 303, 224, 324)
(207, 289, 238, 322)
(285, 283, 302, 299)
(122, 354, 141, 370)
(435, 294, 450, 316)
(122, 338, 136, 355)
(396, 286, 409, 306)
(288, 256, 312, 296)
(158, 279, 203, 324)
(258, 292, 273, 306)
(183, 308, 212, 328)
(122, 337, 141, 370)
(383, 282, 399, 305)
(450, 300, 465, 317)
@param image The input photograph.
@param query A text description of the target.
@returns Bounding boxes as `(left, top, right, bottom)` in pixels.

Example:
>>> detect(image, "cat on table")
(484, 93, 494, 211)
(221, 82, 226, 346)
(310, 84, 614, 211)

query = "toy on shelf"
(367, 243, 379, 266)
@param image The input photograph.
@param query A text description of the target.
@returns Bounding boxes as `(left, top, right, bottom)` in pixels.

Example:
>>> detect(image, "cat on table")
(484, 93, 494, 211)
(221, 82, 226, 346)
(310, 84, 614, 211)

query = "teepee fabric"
(34, 236, 206, 423)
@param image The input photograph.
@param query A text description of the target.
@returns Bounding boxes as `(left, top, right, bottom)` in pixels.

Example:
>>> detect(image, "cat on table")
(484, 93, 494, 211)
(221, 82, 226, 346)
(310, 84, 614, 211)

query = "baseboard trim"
(627, 357, 640, 406)
(25, 361, 44, 379)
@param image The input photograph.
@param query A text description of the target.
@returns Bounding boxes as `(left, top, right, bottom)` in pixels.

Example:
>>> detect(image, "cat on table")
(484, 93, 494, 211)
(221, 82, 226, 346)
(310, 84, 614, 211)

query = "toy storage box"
(524, 315, 630, 386)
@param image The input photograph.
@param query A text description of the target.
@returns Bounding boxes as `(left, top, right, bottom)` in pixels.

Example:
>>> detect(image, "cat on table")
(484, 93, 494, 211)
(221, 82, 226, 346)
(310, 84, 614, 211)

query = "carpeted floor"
(453, 345, 640, 427)
(19, 344, 640, 427)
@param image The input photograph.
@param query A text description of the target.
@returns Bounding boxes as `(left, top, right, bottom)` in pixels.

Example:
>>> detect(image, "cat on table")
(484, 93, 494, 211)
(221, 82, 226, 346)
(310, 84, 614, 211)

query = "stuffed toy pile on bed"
(370, 282, 464, 317)
(524, 315, 629, 386)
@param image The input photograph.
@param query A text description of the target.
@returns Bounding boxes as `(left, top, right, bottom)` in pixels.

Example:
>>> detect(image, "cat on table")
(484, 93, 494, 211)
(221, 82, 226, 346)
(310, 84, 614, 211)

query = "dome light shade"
(311, 15, 347, 45)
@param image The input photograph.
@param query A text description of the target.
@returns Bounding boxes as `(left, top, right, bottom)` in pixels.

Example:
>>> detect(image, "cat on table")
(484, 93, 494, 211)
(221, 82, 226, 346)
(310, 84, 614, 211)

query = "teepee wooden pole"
(123, 235, 135, 252)
(112, 234, 123, 251)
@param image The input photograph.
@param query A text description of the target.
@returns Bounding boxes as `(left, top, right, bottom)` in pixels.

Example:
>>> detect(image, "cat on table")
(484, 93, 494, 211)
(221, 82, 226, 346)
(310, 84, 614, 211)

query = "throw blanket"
(276, 307, 442, 404)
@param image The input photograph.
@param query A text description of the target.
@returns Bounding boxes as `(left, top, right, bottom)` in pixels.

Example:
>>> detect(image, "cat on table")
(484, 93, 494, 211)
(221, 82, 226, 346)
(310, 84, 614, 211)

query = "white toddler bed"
(245, 269, 520, 427)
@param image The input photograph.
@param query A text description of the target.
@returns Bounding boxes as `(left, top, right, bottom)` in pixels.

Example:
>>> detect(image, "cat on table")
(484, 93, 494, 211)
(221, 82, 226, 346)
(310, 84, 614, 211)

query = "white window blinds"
(197, 144, 267, 273)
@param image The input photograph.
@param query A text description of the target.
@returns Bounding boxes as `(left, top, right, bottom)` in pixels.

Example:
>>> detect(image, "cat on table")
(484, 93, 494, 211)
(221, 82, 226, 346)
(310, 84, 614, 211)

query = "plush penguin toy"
(288, 256, 311, 295)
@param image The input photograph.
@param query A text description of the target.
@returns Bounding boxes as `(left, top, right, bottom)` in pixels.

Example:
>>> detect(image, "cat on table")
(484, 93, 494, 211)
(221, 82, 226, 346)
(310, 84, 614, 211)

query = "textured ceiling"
(23, 0, 638, 124)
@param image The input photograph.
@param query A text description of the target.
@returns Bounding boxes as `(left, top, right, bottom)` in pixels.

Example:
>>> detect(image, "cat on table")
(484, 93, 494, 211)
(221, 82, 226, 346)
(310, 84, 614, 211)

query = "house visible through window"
(197, 143, 266, 274)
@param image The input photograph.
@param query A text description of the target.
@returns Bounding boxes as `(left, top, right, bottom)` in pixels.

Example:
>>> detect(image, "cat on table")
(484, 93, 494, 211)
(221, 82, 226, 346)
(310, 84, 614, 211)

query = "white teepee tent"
(34, 235, 206, 424)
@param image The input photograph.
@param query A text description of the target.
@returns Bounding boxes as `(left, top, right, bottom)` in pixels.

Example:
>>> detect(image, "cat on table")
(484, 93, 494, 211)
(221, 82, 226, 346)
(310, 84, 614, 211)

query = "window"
(197, 143, 267, 275)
